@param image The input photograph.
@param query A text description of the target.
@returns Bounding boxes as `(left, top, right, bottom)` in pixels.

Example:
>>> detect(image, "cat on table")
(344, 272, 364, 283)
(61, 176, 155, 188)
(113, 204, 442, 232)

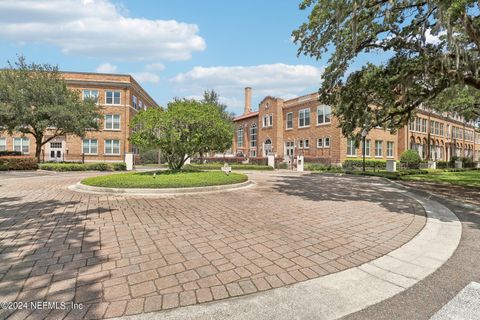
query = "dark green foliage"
(38, 162, 126, 172)
(0, 56, 102, 160)
(0, 157, 38, 170)
(342, 159, 388, 171)
(0, 151, 22, 156)
(184, 163, 273, 171)
(400, 150, 422, 169)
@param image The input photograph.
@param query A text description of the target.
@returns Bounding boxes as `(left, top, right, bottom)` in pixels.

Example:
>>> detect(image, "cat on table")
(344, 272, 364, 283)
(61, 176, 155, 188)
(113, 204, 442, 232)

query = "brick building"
(0, 72, 159, 162)
(233, 88, 480, 165)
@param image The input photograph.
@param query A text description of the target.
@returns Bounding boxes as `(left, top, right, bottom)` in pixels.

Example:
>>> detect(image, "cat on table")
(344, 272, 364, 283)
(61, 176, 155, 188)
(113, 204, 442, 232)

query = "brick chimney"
(244, 87, 252, 114)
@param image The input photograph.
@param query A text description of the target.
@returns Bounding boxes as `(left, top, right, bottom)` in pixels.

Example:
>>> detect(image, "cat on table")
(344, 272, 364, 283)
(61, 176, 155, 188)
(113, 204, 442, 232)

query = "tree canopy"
(202, 89, 235, 120)
(293, 0, 480, 139)
(130, 99, 233, 170)
(0, 56, 101, 159)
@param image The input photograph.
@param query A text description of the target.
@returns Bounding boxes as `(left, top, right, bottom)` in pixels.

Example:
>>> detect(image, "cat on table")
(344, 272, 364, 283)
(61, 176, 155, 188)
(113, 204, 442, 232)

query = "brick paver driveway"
(0, 171, 425, 319)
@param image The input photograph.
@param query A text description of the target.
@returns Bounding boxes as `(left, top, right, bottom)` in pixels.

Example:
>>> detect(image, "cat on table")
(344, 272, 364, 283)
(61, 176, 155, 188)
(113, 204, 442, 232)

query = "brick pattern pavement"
(0, 172, 425, 319)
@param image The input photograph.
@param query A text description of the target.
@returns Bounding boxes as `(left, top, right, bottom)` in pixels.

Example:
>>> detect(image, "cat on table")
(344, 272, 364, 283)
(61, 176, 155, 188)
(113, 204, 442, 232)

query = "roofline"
(234, 112, 259, 121)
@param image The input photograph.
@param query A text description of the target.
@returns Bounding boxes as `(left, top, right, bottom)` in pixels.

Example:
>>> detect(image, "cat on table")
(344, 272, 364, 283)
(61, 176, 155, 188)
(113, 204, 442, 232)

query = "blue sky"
(0, 0, 387, 115)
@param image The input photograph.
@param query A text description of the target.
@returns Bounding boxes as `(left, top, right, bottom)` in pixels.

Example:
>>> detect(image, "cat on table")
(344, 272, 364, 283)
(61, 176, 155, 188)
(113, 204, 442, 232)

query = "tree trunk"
(35, 139, 43, 163)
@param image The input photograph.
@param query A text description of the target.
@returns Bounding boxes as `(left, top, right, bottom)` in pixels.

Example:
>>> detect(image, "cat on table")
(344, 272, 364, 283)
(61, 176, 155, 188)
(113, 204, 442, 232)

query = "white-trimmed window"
(237, 127, 244, 147)
(0, 138, 6, 151)
(83, 139, 98, 155)
(133, 95, 138, 109)
(139, 100, 143, 110)
(387, 141, 394, 158)
(363, 139, 371, 157)
(13, 138, 29, 154)
(104, 139, 120, 155)
(299, 140, 304, 149)
(105, 91, 121, 105)
(263, 114, 273, 127)
(375, 140, 383, 157)
(317, 138, 323, 148)
(82, 90, 99, 103)
(298, 108, 310, 128)
(317, 105, 331, 125)
(347, 139, 357, 156)
(249, 150, 257, 157)
(286, 112, 293, 129)
(250, 124, 257, 147)
(104, 114, 121, 130)
(324, 137, 331, 148)
(304, 139, 309, 149)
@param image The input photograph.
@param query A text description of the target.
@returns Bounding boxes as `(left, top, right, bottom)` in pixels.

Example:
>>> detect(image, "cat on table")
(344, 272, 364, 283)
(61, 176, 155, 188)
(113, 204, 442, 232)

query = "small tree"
(0, 56, 101, 161)
(400, 150, 422, 169)
(130, 99, 233, 170)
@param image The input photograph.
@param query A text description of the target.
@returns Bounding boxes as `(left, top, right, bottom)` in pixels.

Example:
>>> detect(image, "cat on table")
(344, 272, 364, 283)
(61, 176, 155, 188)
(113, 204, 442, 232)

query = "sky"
(0, 0, 388, 115)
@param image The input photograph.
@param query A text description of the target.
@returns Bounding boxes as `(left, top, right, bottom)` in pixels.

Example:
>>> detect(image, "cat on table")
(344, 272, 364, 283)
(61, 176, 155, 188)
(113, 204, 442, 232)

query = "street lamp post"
(361, 128, 368, 172)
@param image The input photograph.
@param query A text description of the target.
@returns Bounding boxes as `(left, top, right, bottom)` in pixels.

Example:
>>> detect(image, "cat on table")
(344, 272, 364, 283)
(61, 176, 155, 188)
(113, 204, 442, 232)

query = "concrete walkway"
(113, 183, 461, 320)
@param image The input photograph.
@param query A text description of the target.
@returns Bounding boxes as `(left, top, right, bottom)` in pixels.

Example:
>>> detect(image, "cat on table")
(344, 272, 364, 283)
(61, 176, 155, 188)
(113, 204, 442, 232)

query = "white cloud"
(146, 63, 166, 71)
(425, 29, 447, 45)
(96, 63, 117, 73)
(171, 63, 323, 114)
(132, 72, 160, 84)
(0, 0, 206, 61)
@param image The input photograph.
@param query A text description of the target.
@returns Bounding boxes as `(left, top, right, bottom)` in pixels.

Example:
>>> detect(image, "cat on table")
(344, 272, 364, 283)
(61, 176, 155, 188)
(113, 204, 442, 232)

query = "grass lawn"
(81, 170, 248, 188)
(401, 170, 480, 188)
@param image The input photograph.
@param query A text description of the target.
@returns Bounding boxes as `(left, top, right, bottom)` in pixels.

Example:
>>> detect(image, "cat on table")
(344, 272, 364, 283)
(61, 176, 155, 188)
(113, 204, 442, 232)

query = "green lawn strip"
(184, 163, 273, 171)
(401, 170, 480, 188)
(81, 170, 248, 188)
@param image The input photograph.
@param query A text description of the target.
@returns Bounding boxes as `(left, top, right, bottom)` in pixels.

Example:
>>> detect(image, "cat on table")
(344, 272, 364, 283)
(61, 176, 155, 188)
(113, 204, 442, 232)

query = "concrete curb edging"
(114, 182, 462, 320)
(69, 180, 254, 196)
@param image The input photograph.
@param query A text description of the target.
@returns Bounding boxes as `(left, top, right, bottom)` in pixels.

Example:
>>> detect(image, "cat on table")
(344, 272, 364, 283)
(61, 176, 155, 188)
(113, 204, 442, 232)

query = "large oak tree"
(0, 57, 101, 160)
(293, 1, 480, 140)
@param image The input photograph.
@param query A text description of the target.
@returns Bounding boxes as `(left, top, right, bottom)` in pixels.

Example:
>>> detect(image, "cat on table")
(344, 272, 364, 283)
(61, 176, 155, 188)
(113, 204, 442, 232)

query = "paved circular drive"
(0, 172, 425, 319)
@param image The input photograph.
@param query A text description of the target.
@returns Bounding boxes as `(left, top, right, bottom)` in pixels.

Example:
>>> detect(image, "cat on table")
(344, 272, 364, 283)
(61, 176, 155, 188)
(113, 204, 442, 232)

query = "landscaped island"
(81, 170, 248, 189)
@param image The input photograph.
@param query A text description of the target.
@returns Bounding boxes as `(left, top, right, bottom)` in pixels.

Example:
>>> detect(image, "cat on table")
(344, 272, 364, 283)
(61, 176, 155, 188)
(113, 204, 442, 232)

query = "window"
(324, 137, 331, 148)
(13, 138, 29, 154)
(83, 139, 98, 155)
(263, 114, 273, 127)
(237, 127, 244, 147)
(83, 90, 99, 103)
(347, 139, 357, 156)
(104, 114, 120, 130)
(422, 118, 427, 133)
(298, 108, 310, 127)
(304, 139, 309, 149)
(133, 95, 138, 109)
(299, 140, 304, 148)
(375, 140, 383, 157)
(0, 138, 6, 151)
(317, 138, 323, 148)
(105, 91, 121, 105)
(139, 100, 143, 110)
(250, 124, 257, 147)
(286, 112, 293, 129)
(104, 139, 120, 155)
(249, 150, 256, 157)
(317, 105, 331, 125)
(363, 139, 371, 157)
(387, 141, 393, 158)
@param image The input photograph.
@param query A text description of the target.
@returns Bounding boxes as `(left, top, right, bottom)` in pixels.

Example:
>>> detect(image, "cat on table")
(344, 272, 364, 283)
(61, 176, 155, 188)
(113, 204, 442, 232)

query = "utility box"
(455, 160, 463, 169)
(428, 161, 436, 170)
(267, 155, 275, 168)
(297, 155, 304, 172)
(386, 160, 396, 172)
(125, 153, 134, 171)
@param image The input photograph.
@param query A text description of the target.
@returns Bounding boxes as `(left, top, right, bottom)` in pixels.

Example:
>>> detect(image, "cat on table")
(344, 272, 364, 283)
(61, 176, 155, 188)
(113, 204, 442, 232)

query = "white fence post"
(125, 153, 134, 171)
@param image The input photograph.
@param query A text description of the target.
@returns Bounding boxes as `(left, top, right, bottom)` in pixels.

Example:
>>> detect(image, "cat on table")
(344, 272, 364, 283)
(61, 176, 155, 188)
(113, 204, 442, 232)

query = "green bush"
(39, 162, 126, 172)
(0, 157, 38, 170)
(184, 163, 273, 171)
(0, 151, 22, 156)
(342, 158, 387, 171)
(400, 150, 421, 169)
(305, 163, 343, 172)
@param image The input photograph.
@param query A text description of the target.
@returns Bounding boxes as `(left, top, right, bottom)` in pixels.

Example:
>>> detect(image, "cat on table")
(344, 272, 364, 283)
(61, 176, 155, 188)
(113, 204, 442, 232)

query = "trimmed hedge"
(346, 169, 428, 180)
(0, 151, 22, 156)
(0, 157, 39, 170)
(400, 150, 422, 169)
(184, 163, 274, 171)
(342, 158, 388, 171)
(305, 163, 343, 172)
(39, 162, 126, 172)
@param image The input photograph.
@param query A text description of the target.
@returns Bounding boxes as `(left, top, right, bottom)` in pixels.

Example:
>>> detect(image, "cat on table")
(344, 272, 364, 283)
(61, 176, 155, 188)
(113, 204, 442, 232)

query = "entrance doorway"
(49, 141, 64, 162)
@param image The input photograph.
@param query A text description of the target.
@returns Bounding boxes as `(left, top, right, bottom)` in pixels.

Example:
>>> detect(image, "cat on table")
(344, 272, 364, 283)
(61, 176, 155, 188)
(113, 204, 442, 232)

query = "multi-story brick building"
(0, 72, 159, 162)
(233, 88, 480, 165)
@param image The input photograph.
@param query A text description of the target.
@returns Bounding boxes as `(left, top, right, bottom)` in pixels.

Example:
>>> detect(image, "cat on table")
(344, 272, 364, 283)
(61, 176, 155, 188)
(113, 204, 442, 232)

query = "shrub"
(0, 157, 38, 170)
(39, 162, 126, 172)
(0, 151, 22, 156)
(400, 150, 421, 169)
(342, 158, 387, 171)
(277, 162, 288, 169)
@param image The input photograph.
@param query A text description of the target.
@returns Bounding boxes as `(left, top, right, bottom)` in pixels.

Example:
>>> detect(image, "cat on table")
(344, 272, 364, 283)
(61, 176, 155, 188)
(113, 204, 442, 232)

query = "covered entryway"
(48, 140, 65, 162)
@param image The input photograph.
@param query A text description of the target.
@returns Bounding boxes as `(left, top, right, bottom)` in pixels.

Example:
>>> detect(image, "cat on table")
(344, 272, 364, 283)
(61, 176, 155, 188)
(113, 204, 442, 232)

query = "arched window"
(237, 127, 244, 148)
(250, 124, 257, 148)
(264, 139, 272, 155)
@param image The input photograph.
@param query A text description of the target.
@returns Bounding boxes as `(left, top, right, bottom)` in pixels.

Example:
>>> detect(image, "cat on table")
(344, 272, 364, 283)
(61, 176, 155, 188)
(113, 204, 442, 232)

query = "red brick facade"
(0, 72, 159, 162)
(233, 90, 480, 165)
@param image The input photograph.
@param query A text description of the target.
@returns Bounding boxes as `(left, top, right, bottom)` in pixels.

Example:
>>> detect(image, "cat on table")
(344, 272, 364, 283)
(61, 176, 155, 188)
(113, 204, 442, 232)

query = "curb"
(68, 180, 254, 196)
(113, 179, 462, 320)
